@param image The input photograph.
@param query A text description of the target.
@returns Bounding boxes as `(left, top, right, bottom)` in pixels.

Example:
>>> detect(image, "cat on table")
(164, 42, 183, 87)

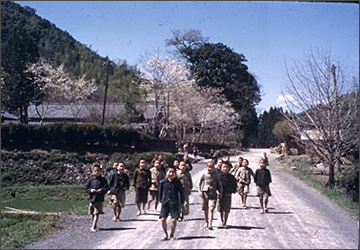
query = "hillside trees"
(166, 29, 261, 147)
(1, 1, 140, 107)
(282, 48, 359, 187)
(257, 107, 285, 148)
(1, 29, 39, 123)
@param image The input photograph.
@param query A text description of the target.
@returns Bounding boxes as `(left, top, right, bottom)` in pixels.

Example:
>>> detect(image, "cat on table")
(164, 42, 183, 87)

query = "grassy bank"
(276, 155, 359, 220)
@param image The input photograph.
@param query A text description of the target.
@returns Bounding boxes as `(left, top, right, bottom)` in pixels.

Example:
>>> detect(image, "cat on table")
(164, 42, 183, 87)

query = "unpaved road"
(26, 149, 359, 249)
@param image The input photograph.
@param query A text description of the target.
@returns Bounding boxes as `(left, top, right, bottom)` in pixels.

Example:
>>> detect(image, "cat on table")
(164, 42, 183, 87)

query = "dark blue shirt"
(159, 177, 185, 205)
(85, 175, 109, 203)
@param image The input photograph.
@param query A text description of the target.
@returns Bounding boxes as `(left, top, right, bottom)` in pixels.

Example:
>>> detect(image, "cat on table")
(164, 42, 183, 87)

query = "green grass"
(286, 168, 359, 220)
(1, 213, 63, 249)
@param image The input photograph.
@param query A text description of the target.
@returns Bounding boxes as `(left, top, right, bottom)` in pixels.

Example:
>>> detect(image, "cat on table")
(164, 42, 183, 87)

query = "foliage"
(1, 123, 151, 149)
(1, 1, 141, 109)
(1, 213, 63, 249)
(337, 162, 359, 202)
(139, 53, 239, 144)
(166, 29, 261, 146)
(257, 107, 285, 148)
(1, 27, 39, 123)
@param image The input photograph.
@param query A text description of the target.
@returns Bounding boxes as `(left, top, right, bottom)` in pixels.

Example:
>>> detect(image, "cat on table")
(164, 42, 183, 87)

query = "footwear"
(260, 210, 265, 214)
(112, 217, 118, 222)
(170, 236, 176, 241)
(136, 211, 141, 216)
(224, 225, 229, 229)
(264, 208, 269, 213)
(208, 226, 213, 230)
(141, 210, 147, 214)
(160, 236, 168, 241)
(90, 228, 96, 233)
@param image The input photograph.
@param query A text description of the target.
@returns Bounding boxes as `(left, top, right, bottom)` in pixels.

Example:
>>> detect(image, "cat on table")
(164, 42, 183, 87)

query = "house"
(1, 109, 19, 124)
(27, 102, 161, 131)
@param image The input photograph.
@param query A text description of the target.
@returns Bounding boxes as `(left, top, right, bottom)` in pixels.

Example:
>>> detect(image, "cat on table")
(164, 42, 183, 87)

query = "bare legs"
(203, 208, 214, 229)
(161, 217, 177, 240)
(90, 214, 99, 232)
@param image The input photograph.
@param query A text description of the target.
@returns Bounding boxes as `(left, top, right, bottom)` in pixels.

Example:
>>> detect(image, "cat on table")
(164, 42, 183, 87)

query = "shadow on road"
(177, 236, 216, 240)
(266, 211, 293, 215)
(99, 227, 136, 231)
(225, 225, 265, 230)
(121, 219, 158, 222)
(183, 217, 205, 222)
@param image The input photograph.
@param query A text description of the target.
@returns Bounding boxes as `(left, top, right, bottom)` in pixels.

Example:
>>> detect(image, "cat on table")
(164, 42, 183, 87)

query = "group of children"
(85, 152, 272, 241)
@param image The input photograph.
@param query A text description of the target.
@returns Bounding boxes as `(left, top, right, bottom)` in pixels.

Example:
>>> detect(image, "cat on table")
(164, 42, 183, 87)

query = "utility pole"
(101, 57, 110, 125)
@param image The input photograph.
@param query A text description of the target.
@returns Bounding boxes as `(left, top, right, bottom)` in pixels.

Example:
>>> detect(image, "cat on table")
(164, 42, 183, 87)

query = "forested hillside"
(1, 1, 140, 101)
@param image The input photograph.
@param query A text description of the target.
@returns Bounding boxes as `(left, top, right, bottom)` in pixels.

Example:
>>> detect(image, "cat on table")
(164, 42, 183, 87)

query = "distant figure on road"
(133, 159, 151, 216)
(197, 161, 223, 230)
(85, 164, 109, 233)
(237, 159, 255, 208)
(217, 162, 237, 229)
(159, 167, 185, 241)
(262, 152, 269, 166)
(254, 159, 272, 214)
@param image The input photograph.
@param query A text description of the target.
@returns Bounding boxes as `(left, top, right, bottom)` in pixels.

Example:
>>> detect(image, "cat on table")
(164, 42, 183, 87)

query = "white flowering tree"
(26, 60, 97, 124)
(140, 52, 239, 143)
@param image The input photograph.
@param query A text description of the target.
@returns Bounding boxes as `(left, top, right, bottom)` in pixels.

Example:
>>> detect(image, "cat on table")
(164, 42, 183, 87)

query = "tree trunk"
(327, 153, 335, 188)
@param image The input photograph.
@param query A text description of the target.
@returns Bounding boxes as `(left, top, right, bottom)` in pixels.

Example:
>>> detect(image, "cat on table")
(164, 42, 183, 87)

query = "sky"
(15, 1, 359, 114)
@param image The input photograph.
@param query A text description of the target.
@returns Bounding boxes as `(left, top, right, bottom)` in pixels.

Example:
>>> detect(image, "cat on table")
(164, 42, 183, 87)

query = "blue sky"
(16, 1, 359, 114)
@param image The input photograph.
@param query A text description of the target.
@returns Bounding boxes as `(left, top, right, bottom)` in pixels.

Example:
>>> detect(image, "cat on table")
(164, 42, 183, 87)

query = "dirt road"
(26, 149, 359, 249)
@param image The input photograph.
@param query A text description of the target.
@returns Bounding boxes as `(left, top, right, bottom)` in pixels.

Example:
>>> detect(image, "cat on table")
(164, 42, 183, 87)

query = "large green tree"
(1, 29, 40, 123)
(166, 30, 261, 146)
(257, 107, 285, 148)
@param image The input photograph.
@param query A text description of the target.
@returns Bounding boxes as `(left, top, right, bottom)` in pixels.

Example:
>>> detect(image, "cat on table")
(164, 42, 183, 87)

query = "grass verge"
(1, 213, 63, 249)
(280, 162, 359, 220)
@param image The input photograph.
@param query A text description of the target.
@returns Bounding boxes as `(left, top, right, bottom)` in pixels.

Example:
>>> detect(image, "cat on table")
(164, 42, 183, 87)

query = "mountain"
(1, 1, 140, 101)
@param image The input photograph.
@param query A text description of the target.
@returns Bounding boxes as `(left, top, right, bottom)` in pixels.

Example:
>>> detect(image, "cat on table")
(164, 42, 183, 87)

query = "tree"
(257, 107, 285, 148)
(166, 30, 261, 146)
(1, 30, 39, 123)
(272, 120, 293, 155)
(282, 48, 359, 187)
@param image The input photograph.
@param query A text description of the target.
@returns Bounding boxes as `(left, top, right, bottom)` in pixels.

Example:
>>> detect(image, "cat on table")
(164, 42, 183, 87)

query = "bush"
(338, 162, 359, 202)
(1, 123, 151, 150)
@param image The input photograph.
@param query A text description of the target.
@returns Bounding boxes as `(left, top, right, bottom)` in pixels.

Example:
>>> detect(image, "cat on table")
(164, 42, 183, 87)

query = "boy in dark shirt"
(217, 162, 237, 229)
(117, 161, 130, 221)
(254, 159, 272, 214)
(85, 164, 109, 232)
(158, 167, 185, 241)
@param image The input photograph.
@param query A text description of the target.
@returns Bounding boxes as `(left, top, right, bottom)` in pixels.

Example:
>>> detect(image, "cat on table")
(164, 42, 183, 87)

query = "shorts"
(108, 194, 120, 207)
(217, 194, 232, 213)
(135, 188, 148, 203)
(238, 183, 250, 195)
(149, 190, 159, 201)
(118, 189, 126, 207)
(89, 202, 104, 215)
(256, 185, 271, 198)
(201, 191, 217, 211)
(159, 202, 180, 219)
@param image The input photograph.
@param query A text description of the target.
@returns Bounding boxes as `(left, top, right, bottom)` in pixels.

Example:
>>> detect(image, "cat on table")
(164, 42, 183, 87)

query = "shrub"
(337, 162, 359, 202)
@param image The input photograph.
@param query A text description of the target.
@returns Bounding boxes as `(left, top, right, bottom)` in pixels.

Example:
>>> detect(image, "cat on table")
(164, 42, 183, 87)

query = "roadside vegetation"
(276, 154, 359, 220)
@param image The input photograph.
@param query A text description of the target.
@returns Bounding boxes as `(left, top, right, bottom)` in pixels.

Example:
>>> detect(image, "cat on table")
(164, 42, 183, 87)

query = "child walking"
(133, 159, 151, 215)
(254, 159, 272, 214)
(217, 162, 237, 229)
(117, 161, 130, 220)
(237, 158, 255, 208)
(147, 159, 165, 212)
(85, 164, 109, 232)
(197, 161, 223, 230)
(176, 161, 193, 221)
(159, 167, 185, 241)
